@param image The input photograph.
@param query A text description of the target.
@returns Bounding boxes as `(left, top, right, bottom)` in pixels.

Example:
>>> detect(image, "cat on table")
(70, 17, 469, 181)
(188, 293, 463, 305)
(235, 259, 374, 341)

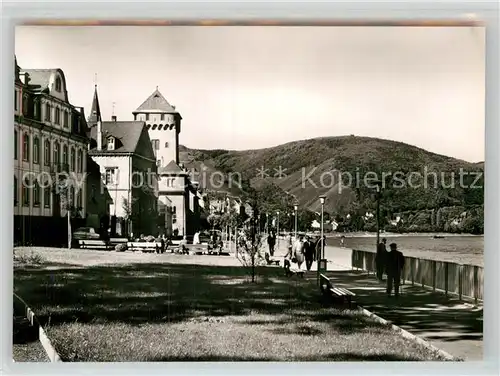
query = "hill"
(179, 136, 484, 232)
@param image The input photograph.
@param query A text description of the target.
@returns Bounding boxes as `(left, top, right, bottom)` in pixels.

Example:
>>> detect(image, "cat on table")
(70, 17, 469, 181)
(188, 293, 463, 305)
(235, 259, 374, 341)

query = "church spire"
(88, 83, 102, 124)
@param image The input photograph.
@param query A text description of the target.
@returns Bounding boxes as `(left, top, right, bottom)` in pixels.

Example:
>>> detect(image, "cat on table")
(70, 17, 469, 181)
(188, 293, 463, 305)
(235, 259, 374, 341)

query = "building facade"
(87, 86, 158, 237)
(132, 88, 201, 237)
(14, 57, 90, 246)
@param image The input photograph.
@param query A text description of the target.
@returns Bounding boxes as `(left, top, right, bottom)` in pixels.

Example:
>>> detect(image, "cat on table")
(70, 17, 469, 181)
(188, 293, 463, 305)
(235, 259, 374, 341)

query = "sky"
(15, 26, 485, 162)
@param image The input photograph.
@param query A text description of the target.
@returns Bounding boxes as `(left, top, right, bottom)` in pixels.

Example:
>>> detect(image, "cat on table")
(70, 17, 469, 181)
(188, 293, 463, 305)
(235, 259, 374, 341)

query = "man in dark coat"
(303, 235, 316, 271)
(375, 238, 388, 281)
(386, 243, 405, 298)
(267, 231, 277, 256)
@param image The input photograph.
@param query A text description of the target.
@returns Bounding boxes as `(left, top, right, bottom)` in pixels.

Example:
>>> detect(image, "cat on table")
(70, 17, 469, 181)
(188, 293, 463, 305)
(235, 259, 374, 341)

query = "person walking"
(304, 235, 315, 271)
(267, 231, 277, 256)
(386, 243, 405, 298)
(375, 238, 388, 281)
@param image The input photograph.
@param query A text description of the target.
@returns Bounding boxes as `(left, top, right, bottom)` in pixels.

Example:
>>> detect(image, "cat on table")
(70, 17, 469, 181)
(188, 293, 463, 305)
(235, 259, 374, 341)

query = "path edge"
(357, 305, 459, 361)
(14, 292, 62, 363)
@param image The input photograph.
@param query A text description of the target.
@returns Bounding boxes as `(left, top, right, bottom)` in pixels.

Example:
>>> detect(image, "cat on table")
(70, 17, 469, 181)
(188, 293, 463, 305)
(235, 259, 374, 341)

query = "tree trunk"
(67, 209, 72, 250)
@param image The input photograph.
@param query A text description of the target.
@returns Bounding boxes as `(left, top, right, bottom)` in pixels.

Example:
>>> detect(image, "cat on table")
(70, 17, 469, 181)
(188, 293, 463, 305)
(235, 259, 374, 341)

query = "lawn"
(13, 248, 448, 362)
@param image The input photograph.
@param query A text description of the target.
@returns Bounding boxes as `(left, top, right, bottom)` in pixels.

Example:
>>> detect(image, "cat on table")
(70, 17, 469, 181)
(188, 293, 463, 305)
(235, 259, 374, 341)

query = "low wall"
(351, 249, 483, 304)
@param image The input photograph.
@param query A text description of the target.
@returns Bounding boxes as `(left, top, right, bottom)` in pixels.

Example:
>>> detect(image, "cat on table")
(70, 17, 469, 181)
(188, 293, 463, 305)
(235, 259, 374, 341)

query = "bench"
(319, 273, 356, 308)
(127, 242, 162, 253)
(265, 253, 280, 266)
(78, 240, 114, 250)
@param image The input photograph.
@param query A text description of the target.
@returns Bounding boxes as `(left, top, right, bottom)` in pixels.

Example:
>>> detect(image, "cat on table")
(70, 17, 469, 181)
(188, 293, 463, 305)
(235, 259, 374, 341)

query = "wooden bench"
(78, 240, 114, 250)
(127, 242, 161, 253)
(319, 273, 356, 307)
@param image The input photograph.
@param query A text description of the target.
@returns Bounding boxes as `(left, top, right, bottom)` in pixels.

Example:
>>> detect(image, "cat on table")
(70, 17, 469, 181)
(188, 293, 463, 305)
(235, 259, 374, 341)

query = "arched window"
(22, 133, 30, 162)
(45, 103, 51, 122)
(62, 144, 68, 166)
(77, 149, 83, 173)
(70, 147, 75, 171)
(164, 142, 169, 148)
(152, 124, 157, 130)
(55, 77, 62, 92)
(14, 176, 18, 205)
(22, 175, 30, 206)
(44, 139, 51, 166)
(76, 188, 82, 208)
(14, 130, 18, 160)
(158, 124, 163, 130)
(33, 180, 40, 206)
(43, 185, 51, 208)
(53, 141, 60, 165)
(33, 137, 40, 164)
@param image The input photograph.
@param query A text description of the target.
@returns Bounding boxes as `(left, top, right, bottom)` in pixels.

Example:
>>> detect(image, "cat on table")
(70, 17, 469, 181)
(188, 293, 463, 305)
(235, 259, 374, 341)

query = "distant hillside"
(181, 136, 483, 217)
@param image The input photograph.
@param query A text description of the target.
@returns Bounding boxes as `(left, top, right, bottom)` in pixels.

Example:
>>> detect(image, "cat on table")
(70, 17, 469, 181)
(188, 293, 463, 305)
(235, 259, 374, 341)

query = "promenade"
(272, 239, 483, 361)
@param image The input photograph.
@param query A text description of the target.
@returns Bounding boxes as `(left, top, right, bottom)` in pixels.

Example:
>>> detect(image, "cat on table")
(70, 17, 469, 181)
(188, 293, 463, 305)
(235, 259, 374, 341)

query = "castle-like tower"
(132, 87, 182, 167)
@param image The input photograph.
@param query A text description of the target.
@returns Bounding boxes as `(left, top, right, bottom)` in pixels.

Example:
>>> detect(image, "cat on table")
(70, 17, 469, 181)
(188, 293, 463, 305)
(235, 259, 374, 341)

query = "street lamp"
(294, 204, 298, 239)
(276, 211, 280, 247)
(374, 180, 382, 254)
(317, 195, 327, 284)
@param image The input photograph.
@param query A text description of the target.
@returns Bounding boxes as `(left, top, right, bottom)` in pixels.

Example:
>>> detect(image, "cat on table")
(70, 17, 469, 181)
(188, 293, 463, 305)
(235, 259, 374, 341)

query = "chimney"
(111, 115, 117, 122)
(96, 119, 103, 150)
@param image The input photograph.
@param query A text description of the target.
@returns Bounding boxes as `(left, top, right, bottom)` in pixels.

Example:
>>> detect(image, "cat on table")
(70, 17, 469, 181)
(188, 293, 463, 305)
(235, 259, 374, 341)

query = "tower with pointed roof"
(132, 87, 182, 168)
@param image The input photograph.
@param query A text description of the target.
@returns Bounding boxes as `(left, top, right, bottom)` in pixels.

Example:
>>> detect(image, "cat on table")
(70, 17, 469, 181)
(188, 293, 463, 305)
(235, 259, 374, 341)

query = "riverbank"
(326, 232, 483, 238)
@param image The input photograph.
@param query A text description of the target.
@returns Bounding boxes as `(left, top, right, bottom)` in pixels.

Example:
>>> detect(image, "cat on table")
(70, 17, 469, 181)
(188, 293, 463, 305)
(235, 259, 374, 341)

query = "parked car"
(73, 227, 100, 240)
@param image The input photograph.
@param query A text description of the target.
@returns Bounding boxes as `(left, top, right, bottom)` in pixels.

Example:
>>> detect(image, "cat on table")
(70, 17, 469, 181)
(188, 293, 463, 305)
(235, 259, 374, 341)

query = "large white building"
(14, 57, 90, 246)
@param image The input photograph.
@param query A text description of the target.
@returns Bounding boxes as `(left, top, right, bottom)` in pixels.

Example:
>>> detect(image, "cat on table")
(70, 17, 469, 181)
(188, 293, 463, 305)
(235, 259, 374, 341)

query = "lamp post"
(294, 204, 298, 240)
(266, 213, 269, 234)
(317, 195, 326, 284)
(375, 181, 382, 254)
(276, 211, 280, 247)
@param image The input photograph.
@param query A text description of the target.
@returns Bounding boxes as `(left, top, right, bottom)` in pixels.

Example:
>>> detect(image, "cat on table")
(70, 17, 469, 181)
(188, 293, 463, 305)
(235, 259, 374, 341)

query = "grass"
(13, 248, 449, 362)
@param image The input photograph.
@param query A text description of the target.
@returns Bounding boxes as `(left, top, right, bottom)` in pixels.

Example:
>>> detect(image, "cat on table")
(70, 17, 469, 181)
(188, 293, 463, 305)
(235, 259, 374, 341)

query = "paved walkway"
(271, 241, 483, 361)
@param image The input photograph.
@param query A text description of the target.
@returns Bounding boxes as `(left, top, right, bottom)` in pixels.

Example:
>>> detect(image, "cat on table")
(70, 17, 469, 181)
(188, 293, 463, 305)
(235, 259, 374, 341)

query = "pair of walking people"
(284, 234, 323, 272)
(375, 238, 406, 298)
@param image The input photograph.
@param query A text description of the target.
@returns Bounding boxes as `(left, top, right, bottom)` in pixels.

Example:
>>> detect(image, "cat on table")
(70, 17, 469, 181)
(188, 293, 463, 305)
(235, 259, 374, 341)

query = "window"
(146, 114, 150, 121)
(22, 133, 30, 162)
(107, 137, 115, 150)
(55, 108, 60, 125)
(161, 114, 165, 121)
(14, 130, 18, 160)
(44, 186, 51, 208)
(152, 139, 160, 150)
(45, 103, 51, 122)
(53, 141, 60, 164)
(33, 180, 40, 206)
(69, 186, 75, 206)
(63, 111, 68, 127)
(70, 147, 75, 171)
(44, 140, 51, 166)
(164, 142, 169, 148)
(62, 144, 68, 166)
(14, 90, 18, 111)
(76, 189, 82, 208)
(14, 176, 18, 205)
(34, 99, 39, 119)
(172, 206, 177, 224)
(22, 95, 29, 116)
(33, 137, 40, 164)
(22, 176, 30, 206)
(55, 77, 62, 92)
(77, 149, 83, 173)
(105, 168, 118, 185)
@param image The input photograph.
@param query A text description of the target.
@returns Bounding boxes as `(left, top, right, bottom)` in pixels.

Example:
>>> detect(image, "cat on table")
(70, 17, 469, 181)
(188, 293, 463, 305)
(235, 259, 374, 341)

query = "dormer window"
(107, 136, 115, 150)
(55, 77, 62, 92)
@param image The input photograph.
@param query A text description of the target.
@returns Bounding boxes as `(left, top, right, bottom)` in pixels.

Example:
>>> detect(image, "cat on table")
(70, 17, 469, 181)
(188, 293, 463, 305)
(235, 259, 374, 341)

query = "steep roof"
(133, 88, 178, 114)
(88, 121, 145, 154)
(158, 160, 187, 175)
(88, 85, 101, 124)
